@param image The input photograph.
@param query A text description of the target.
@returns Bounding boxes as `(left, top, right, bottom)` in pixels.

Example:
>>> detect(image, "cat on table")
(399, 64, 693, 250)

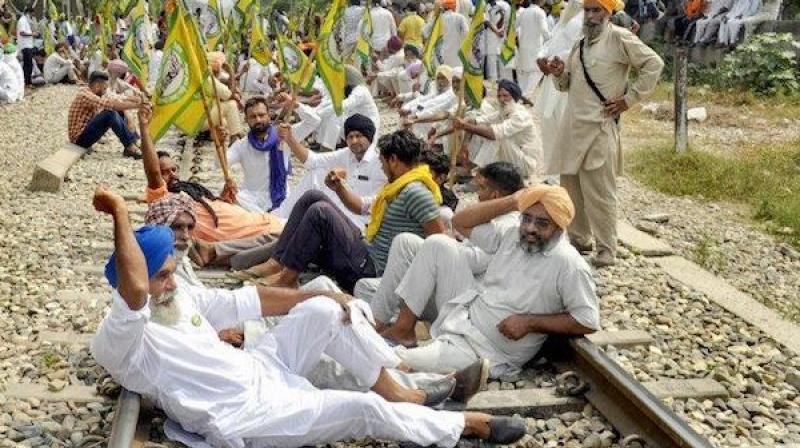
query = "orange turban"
(207, 52, 226, 72)
(443, 0, 456, 10)
(515, 184, 576, 229)
(587, 0, 616, 12)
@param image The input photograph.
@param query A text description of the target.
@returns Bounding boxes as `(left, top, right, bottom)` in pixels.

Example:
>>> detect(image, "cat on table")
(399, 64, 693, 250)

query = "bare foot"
(380, 324, 418, 348)
(462, 412, 492, 439)
(249, 259, 283, 278)
(264, 268, 299, 288)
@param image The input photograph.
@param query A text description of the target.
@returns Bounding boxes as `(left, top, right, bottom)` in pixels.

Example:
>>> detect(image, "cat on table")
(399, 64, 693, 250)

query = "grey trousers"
(213, 232, 280, 270)
(561, 159, 618, 256)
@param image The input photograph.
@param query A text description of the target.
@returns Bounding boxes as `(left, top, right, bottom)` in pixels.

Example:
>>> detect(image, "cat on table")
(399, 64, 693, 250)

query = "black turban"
(498, 79, 523, 102)
(404, 43, 422, 59)
(344, 114, 376, 142)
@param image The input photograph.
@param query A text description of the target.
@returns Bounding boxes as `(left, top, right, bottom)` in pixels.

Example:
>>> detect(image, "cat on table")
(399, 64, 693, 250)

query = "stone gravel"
(0, 84, 798, 447)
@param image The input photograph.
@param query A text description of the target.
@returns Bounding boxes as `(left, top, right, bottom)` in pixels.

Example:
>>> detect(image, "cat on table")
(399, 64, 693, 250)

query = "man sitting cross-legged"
(90, 186, 526, 448)
(391, 184, 601, 379)
(352, 162, 526, 348)
(246, 130, 446, 292)
(137, 105, 283, 269)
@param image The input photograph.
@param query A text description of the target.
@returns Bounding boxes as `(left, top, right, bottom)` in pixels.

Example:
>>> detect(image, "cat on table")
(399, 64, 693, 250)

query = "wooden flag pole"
(447, 76, 467, 188)
(198, 75, 232, 183)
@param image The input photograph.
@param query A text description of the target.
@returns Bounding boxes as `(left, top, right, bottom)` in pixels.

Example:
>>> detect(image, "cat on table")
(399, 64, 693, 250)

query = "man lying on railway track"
(90, 185, 527, 448)
(137, 105, 284, 270)
(389, 184, 602, 379)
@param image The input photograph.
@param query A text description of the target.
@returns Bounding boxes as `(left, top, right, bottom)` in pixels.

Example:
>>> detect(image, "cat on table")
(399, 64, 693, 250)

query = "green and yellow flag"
(277, 33, 316, 91)
(204, 0, 225, 51)
(250, 7, 272, 66)
(422, 9, 443, 77)
(121, 0, 151, 87)
(149, 0, 210, 142)
(48, 0, 59, 20)
(316, 0, 347, 115)
(459, 0, 486, 108)
(0, 23, 8, 40)
(354, 2, 372, 69)
(500, 2, 518, 65)
(235, 0, 254, 15)
(43, 24, 55, 54)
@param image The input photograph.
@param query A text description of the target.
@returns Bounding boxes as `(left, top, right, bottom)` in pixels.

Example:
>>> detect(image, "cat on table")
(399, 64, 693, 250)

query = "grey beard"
(519, 239, 545, 254)
(174, 247, 190, 262)
(583, 21, 604, 40)
(150, 290, 181, 327)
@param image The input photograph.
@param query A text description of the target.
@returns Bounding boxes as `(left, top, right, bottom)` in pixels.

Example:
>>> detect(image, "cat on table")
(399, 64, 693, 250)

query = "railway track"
(106, 334, 714, 448)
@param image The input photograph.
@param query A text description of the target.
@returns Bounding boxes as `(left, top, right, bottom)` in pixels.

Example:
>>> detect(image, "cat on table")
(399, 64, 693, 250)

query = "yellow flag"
(500, 3, 518, 65)
(354, 3, 372, 69)
(149, 1, 210, 142)
(250, 8, 272, 65)
(422, 10, 443, 77)
(204, 0, 225, 51)
(316, 0, 347, 115)
(459, 0, 487, 108)
(278, 33, 316, 91)
(121, 0, 151, 87)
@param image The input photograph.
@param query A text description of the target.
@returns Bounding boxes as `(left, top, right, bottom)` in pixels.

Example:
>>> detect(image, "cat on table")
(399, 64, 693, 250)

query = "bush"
(712, 33, 800, 96)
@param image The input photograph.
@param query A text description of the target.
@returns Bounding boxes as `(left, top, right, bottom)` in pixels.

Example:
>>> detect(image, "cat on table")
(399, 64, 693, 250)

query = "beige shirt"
(554, 23, 664, 175)
(475, 101, 541, 175)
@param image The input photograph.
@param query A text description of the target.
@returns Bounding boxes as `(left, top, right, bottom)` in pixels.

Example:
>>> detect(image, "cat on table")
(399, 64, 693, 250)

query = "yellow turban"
(208, 52, 226, 72)
(515, 184, 576, 229)
(614, 0, 625, 12)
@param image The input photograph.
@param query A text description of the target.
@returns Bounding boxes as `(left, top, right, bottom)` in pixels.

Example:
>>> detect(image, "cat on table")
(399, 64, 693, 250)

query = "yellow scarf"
(366, 164, 443, 242)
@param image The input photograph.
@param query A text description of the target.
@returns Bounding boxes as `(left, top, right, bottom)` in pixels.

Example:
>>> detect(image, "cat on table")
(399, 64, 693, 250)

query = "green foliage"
(689, 232, 728, 272)
(628, 141, 800, 248)
(697, 33, 800, 96)
(41, 350, 62, 369)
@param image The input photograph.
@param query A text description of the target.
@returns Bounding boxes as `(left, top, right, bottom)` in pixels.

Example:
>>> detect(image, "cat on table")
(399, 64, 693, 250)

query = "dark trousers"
(74, 110, 139, 150)
(21, 48, 34, 86)
(273, 190, 376, 292)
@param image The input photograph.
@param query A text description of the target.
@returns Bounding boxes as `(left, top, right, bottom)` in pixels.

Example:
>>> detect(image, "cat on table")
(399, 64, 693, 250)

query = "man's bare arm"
(497, 313, 596, 341)
(93, 187, 149, 310)
(452, 194, 517, 238)
(137, 105, 166, 190)
(327, 172, 366, 215)
(278, 122, 310, 163)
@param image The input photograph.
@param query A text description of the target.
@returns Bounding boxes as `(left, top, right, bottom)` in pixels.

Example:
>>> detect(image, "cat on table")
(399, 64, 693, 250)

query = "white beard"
(150, 290, 182, 327)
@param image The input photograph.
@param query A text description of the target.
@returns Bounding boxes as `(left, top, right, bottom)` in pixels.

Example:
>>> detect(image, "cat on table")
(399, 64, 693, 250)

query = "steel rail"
(551, 337, 714, 448)
(107, 388, 142, 448)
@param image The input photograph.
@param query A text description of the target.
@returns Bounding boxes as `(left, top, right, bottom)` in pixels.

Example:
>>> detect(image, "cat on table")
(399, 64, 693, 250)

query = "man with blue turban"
(90, 186, 526, 448)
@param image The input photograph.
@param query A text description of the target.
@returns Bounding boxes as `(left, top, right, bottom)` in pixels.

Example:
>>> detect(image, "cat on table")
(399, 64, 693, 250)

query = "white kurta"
(148, 50, 163, 91)
(431, 11, 469, 69)
(43, 52, 75, 83)
(92, 289, 464, 448)
(406, 88, 458, 139)
(227, 104, 321, 212)
(370, 6, 398, 53)
(275, 144, 387, 227)
(515, 5, 550, 94)
(471, 102, 542, 177)
(16, 15, 34, 50)
(315, 85, 381, 150)
(0, 57, 23, 103)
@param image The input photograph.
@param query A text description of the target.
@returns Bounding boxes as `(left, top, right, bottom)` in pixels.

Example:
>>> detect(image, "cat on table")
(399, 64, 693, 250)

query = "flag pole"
(447, 76, 467, 188)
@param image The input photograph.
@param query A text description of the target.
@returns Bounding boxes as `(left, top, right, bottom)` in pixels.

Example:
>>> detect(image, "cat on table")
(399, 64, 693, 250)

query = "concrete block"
(617, 220, 674, 256)
(465, 387, 585, 417)
(587, 330, 653, 348)
(5, 383, 109, 403)
(654, 256, 800, 356)
(29, 144, 88, 192)
(643, 378, 728, 400)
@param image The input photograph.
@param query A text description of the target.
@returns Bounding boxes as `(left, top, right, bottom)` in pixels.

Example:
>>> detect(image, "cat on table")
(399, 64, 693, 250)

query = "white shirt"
(432, 225, 600, 376)
(484, 1, 511, 56)
(369, 6, 398, 52)
(275, 144, 388, 227)
(240, 59, 268, 94)
(433, 11, 469, 69)
(226, 105, 320, 212)
(17, 15, 34, 50)
(1, 55, 23, 102)
(92, 287, 332, 447)
(43, 52, 72, 83)
(342, 6, 365, 48)
(516, 5, 550, 72)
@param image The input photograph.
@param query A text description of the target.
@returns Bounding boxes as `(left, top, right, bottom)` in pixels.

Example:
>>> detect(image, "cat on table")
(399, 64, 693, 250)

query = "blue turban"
(104, 225, 175, 289)
(498, 79, 523, 102)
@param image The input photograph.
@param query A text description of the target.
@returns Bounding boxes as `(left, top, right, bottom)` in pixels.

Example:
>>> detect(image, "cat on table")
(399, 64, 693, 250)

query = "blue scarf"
(248, 125, 290, 210)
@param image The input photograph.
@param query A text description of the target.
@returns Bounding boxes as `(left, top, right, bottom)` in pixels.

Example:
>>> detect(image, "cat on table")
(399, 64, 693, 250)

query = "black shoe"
(451, 359, 489, 403)
(488, 416, 527, 444)
(422, 376, 456, 407)
(122, 147, 142, 160)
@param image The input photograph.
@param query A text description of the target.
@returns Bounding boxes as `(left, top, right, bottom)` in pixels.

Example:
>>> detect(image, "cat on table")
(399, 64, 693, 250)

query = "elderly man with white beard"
(90, 186, 527, 448)
(537, 0, 663, 268)
(400, 65, 458, 140)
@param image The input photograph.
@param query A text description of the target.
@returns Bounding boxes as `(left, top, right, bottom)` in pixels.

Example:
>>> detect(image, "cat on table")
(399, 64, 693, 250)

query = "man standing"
(371, 0, 399, 54)
(484, 0, 512, 81)
(398, 5, 426, 47)
(538, 0, 664, 267)
(16, 7, 37, 86)
(426, 0, 469, 70)
(515, 0, 550, 94)
(67, 71, 144, 158)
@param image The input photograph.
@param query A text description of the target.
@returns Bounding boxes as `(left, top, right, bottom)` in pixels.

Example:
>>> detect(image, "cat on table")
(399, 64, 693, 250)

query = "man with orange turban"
(423, 0, 469, 69)
(379, 183, 599, 380)
(537, 0, 663, 267)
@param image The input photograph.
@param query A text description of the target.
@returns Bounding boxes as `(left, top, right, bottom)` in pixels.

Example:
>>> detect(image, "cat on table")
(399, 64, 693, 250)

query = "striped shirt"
(366, 182, 441, 274)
